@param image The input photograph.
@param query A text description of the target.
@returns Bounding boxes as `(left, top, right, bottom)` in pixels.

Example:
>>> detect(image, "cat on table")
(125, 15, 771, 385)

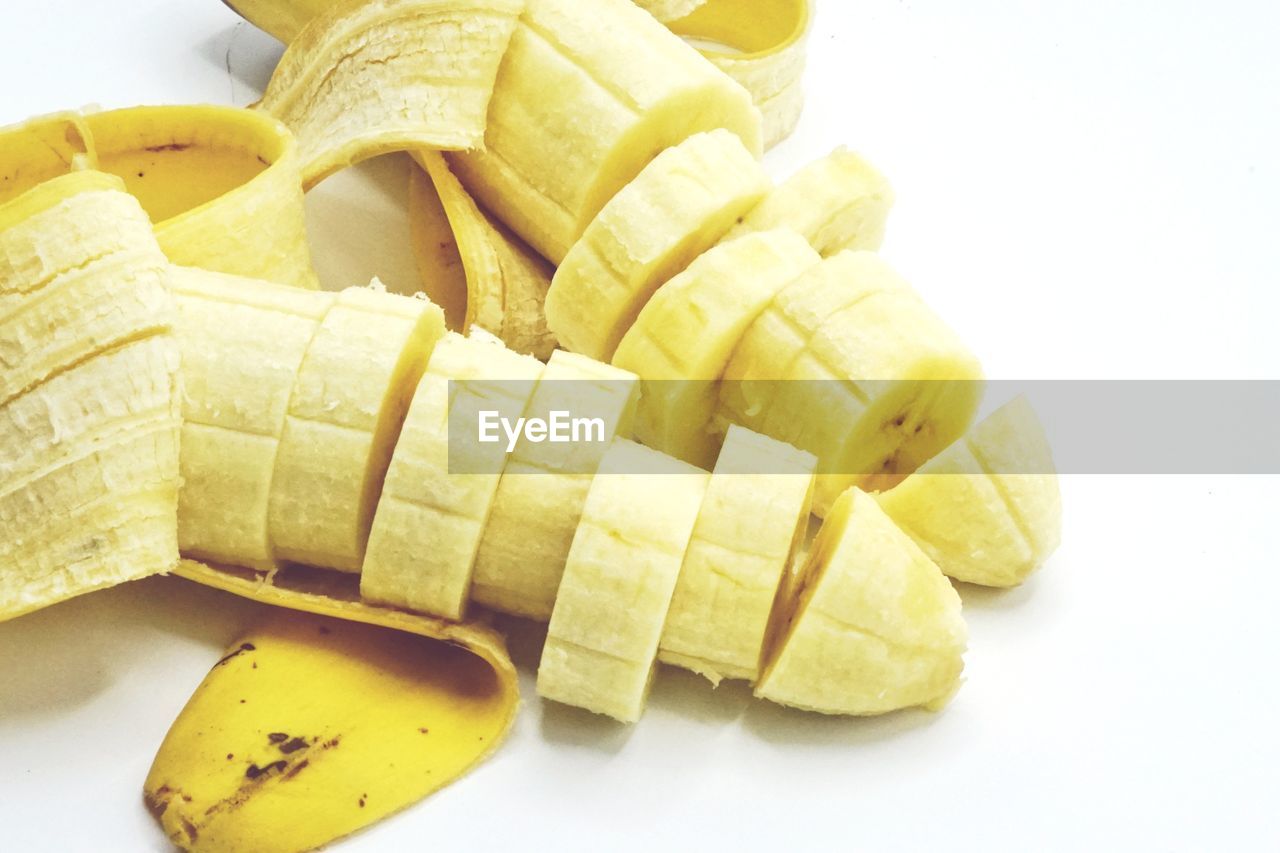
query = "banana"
(665, 0, 811, 149)
(256, 0, 524, 189)
(876, 396, 1062, 587)
(170, 267, 336, 570)
(718, 250, 984, 515)
(756, 487, 967, 715)
(470, 349, 639, 619)
(409, 151, 557, 358)
(612, 229, 818, 468)
(634, 0, 707, 22)
(657, 425, 815, 683)
(0, 112, 95, 205)
(146, 603, 517, 853)
(448, 0, 763, 263)
(727, 147, 894, 255)
(83, 106, 318, 289)
(545, 129, 769, 360)
(269, 286, 445, 572)
(537, 438, 709, 722)
(360, 331, 543, 620)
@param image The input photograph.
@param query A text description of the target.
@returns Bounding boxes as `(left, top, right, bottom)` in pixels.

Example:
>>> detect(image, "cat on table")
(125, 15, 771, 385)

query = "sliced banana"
(360, 331, 543, 621)
(545, 129, 769, 360)
(471, 350, 639, 619)
(538, 439, 709, 722)
(612, 229, 818, 468)
(877, 396, 1062, 587)
(658, 425, 815, 683)
(756, 488, 967, 715)
(269, 286, 445, 572)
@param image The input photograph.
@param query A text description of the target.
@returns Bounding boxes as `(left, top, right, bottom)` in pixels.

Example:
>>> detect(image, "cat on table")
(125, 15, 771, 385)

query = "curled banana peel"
(664, 0, 812, 150)
(0, 170, 181, 620)
(148, 561, 518, 853)
(408, 151, 557, 358)
(0, 112, 95, 204)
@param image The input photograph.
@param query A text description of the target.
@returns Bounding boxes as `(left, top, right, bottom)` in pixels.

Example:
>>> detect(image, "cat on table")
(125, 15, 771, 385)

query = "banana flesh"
(256, 0, 524, 189)
(634, 0, 707, 22)
(657, 425, 815, 683)
(877, 396, 1062, 587)
(545, 129, 769, 360)
(270, 286, 445, 572)
(728, 147, 895, 255)
(718, 250, 985, 515)
(360, 331, 543, 620)
(471, 349, 638, 619)
(665, 0, 811, 149)
(756, 488, 968, 714)
(538, 438, 709, 722)
(612, 229, 819, 468)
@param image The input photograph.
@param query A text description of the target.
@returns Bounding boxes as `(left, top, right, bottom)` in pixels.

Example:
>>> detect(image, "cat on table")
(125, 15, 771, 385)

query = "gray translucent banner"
(446, 380, 1280, 475)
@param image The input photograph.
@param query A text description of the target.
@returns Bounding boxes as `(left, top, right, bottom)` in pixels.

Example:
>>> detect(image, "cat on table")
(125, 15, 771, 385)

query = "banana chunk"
(756, 488, 967, 715)
(877, 396, 1062, 587)
(658, 425, 815, 683)
(471, 350, 639, 619)
(728, 147, 894, 255)
(449, 0, 762, 263)
(258, 0, 524, 188)
(612, 229, 818, 468)
(361, 332, 543, 620)
(546, 129, 769, 360)
(719, 250, 984, 515)
(270, 287, 445, 572)
(538, 439, 709, 722)
(171, 268, 336, 569)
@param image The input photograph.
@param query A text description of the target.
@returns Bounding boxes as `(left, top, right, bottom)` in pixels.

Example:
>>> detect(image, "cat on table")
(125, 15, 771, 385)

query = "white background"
(2, 1, 1279, 850)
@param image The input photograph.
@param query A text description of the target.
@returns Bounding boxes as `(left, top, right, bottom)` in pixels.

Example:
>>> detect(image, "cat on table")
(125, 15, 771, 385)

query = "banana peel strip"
(0, 112, 96, 205)
(666, 0, 811, 149)
(255, 0, 525, 189)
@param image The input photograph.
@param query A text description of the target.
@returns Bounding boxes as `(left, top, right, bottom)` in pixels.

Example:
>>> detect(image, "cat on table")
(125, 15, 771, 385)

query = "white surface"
(2, 1, 1279, 851)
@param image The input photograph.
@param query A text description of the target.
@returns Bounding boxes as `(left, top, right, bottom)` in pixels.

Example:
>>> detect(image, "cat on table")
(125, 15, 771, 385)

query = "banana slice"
(756, 488, 967, 715)
(409, 152, 557, 358)
(151, 562, 519, 853)
(257, 0, 523, 189)
(449, 0, 763, 263)
(718, 250, 984, 515)
(538, 439, 709, 722)
(612, 229, 818, 468)
(361, 331, 543, 620)
(545, 129, 769, 360)
(727, 147, 894, 255)
(269, 286, 445, 572)
(0, 112, 95, 205)
(471, 350, 639, 619)
(170, 268, 336, 570)
(665, 0, 811, 149)
(877, 396, 1062, 587)
(83, 105, 318, 289)
(658, 425, 815, 683)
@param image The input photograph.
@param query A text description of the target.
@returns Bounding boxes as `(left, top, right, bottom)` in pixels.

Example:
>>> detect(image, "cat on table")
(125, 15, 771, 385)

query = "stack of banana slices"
(0, 0, 1064, 849)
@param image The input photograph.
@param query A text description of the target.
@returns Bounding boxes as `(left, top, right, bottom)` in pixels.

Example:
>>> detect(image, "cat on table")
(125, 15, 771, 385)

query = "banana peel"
(148, 560, 519, 853)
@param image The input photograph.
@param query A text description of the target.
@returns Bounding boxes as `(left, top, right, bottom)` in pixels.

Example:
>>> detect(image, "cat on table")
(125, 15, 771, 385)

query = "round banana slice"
(877, 396, 1062, 587)
(727, 147, 895, 255)
(756, 488, 968, 715)
(658, 425, 815, 684)
(612, 229, 818, 468)
(257, 0, 524, 188)
(171, 268, 336, 570)
(545, 129, 769, 361)
(538, 439, 709, 722)
(83, 105, 318, 289)
(666, 0, 811, 149)
(269, 287, 446, 572)
(360, 331, 544, 621)
(719, 250, 984, 515)
(449, 0, 763, 263)
(471, 350, 639, 620)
